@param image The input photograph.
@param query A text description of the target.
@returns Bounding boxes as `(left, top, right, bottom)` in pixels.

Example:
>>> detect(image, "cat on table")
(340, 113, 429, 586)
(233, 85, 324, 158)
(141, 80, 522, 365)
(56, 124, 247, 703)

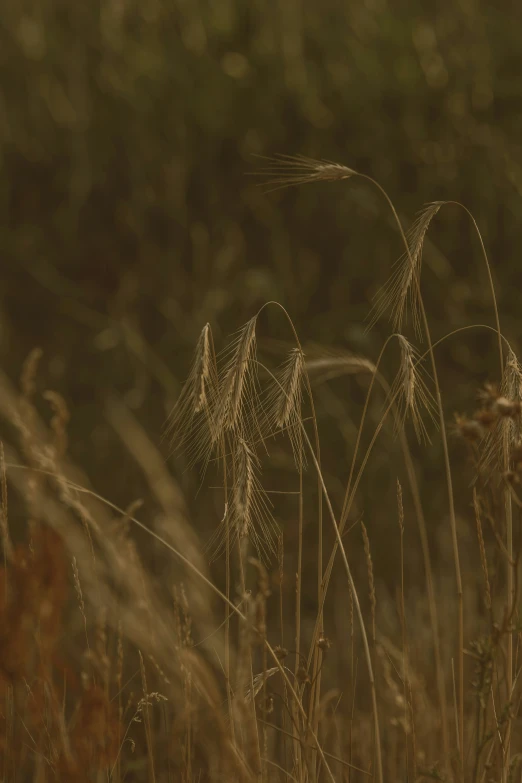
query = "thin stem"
(256, 360, 383, 783)
(222, 441, 234, 747)
(22, 464, 338, 783)
(256, 301, 325, 744)
(306, 336, 450, 764)
(294, 463, 303, 776)
(358, 173, 461, 772)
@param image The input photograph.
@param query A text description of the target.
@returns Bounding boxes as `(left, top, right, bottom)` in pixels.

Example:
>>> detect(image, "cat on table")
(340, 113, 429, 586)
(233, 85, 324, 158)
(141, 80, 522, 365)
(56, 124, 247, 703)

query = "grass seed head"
(266, 347, 306, 468)
(454, 414, 485, 444)
(165, 323, 217, 464)
(193, 323, 213, 414)
(369, 201, 443, 337)
(213, 316, 258, 440)
(478, 349, 522, 476)
(206, 435, 278, 565)
(392, 335, 436, 443)
(256, 153, 355, 192)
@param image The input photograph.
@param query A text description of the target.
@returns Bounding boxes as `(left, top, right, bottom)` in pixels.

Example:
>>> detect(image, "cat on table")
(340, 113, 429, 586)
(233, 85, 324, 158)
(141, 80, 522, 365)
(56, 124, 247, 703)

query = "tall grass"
(1, 161, 521, 782)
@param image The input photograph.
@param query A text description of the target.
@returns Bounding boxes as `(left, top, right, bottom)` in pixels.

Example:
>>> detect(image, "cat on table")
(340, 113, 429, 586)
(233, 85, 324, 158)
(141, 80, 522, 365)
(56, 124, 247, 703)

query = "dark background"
(1, 0, 520, 575)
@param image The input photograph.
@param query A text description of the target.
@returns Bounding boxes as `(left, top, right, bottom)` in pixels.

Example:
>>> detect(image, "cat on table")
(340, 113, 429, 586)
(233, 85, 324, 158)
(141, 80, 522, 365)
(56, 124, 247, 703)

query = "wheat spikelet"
(273, 349, 304, 430)
(213, 316, 259, 440)
(233, 437, 278, 564)
(193, 323, 213, 414)
(391, 335, 437, 443)
(265, 348, 306, 468)
(165, 323, 217, 465)
(478, 348, 522, 477)
(234, 437, 255, 538)
(368, 202, 443, 337)
(255, 154, 355, 192)
(504, 349, 522, 439)
(206, 436, 279, 565)
(166, 317, 261, 468)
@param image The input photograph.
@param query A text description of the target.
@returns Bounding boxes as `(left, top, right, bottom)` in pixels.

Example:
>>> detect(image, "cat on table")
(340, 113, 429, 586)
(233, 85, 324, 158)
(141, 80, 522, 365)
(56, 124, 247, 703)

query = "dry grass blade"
(473, 489, 492, 611)
(368, 202, 443, 337)
(106, 396, 219, 648)
(206, 436, 279, 565)
(391, 335, 437, 443)
(254, 154, 355, 192)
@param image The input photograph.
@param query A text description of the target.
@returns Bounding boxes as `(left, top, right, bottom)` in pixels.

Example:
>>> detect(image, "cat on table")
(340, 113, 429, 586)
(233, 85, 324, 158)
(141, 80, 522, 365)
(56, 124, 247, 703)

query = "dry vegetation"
(1, 159, 522, 782)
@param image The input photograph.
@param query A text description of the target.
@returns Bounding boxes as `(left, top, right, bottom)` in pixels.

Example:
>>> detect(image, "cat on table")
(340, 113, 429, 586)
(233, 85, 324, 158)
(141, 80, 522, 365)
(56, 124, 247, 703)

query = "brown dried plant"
(212, 316, 259, 440)
(476, 349, 522, 478)
(361, 521, 376, 645)
(392, 335, 437, 443)
(4, 149, 522, 783)
(206, 435, 279, 564)
(369, 202, 443, 337)
(255, 153, 355, 191)
(164, 322, 218, 465)
(265, 347, 306, 468)
(258, 154, 461, 772)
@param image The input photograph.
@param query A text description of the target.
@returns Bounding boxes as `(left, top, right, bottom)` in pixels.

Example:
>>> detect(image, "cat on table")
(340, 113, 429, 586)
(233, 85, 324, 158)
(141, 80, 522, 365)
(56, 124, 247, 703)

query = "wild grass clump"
(1, 158, 522, 782)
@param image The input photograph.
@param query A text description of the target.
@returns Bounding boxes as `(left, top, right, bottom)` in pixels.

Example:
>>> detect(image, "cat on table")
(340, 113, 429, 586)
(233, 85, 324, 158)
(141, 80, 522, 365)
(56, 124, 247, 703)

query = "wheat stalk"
(473, 489, 491, 611)
(361, 521, 376, 645)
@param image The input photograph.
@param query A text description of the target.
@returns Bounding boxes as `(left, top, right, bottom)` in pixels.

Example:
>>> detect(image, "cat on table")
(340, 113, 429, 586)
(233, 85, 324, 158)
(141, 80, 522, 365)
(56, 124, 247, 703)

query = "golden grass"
(1, 161, 522, 782)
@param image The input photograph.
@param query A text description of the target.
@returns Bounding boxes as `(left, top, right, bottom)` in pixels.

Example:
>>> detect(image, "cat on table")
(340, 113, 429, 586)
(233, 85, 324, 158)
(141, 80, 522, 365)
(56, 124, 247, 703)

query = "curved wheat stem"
(257, 155, 456, 773)
(305, 340, 449, 767)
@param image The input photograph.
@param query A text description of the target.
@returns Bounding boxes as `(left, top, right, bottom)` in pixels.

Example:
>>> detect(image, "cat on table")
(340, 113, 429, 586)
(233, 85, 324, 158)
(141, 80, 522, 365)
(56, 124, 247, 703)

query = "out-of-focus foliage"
(1, 0, 520, 514)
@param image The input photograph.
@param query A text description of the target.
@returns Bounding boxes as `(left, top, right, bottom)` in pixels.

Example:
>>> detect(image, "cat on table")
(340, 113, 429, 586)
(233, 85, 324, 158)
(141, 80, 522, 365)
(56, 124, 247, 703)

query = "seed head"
(318, 635, 332, 652)
(256, 154, 355, 192)
(454, 414, 485, 444)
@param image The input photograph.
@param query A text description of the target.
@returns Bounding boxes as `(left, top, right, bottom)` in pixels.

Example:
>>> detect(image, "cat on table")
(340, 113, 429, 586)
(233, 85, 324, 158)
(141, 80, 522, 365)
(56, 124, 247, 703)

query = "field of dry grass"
(3, 2, 522, 781)
(2, 156, 522, 781)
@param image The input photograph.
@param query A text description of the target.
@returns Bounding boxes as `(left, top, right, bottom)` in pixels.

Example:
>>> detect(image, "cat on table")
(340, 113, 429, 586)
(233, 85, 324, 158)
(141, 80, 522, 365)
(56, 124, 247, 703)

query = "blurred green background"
(1, 0, 521, 562)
